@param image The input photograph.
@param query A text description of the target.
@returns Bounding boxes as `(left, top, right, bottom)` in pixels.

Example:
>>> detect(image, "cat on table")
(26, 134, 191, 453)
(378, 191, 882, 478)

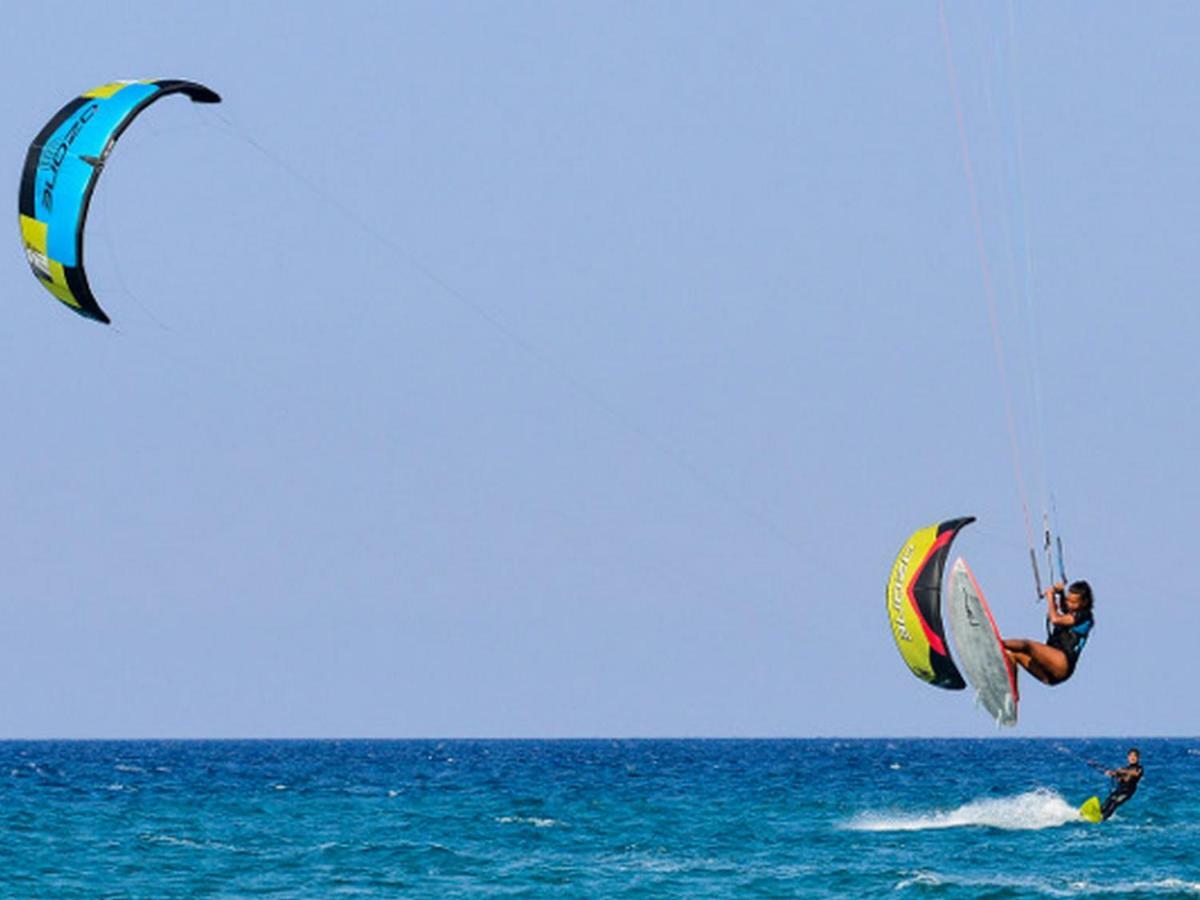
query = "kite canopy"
(885, 516, 974, 690)
(18, 79, 221, 324)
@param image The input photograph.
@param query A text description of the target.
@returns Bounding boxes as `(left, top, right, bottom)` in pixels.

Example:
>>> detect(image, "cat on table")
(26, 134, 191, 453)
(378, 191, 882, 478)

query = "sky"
(1, 3, 1196, 738)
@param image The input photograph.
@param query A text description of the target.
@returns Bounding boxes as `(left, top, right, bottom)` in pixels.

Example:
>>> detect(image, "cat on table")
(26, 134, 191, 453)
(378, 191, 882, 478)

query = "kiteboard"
(946, 557, 1018, 727)
(1079, 796, 1103, 823)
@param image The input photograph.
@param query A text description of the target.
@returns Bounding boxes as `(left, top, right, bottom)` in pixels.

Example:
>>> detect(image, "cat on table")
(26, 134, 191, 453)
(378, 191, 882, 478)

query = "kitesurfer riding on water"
(1101, 748, 1143, 820)
(1002, 580, 1094, 685)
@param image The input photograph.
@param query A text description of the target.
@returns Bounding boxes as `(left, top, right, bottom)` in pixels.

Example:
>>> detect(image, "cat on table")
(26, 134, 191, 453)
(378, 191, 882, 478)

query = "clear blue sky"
(2, 3, 1195, 738)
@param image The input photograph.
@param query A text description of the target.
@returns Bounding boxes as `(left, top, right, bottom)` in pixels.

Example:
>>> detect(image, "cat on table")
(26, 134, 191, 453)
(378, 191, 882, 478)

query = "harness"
(1046, 597, 1093, 670)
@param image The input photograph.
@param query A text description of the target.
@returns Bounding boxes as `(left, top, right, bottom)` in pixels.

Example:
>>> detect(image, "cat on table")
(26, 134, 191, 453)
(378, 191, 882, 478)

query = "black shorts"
(1101, 790, 1135, 820)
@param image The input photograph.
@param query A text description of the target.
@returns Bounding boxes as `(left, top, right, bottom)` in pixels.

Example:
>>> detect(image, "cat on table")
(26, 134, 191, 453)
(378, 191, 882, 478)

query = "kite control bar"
(1033, 516, 1068, 603)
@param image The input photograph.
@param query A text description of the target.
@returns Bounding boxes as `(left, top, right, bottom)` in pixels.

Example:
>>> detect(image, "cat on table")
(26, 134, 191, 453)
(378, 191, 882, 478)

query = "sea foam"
(846, 788, 1082, 832)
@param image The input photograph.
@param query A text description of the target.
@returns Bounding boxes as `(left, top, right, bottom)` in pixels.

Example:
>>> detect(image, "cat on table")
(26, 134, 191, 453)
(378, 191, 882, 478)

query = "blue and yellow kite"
(18, 79, 220, 323)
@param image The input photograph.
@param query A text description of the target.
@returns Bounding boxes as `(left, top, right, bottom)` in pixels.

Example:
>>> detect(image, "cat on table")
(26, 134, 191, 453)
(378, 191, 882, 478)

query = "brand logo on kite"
(39, 103, 99, 213)
(890, 544, 915, 642)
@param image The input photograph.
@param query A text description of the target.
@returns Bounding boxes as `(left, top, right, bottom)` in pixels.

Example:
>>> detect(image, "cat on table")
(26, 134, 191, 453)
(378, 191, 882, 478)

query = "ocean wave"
(497, 815, 563, 828)
(599, 850, 739, 876)
(1071, 878, 1200, 895)
(139, 833, 244, 853)
(846, 788, 1082, 832)
(895, 870, 1200, 896)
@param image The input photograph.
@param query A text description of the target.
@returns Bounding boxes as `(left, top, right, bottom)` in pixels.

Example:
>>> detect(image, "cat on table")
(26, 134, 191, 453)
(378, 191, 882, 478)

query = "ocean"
(0, 738, 1195, 897)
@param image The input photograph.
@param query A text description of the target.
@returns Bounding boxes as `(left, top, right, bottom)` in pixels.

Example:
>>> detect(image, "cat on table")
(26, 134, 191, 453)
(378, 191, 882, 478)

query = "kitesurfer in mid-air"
(1002, 580, 1094, 685)
(1101, 748, 1143, 820)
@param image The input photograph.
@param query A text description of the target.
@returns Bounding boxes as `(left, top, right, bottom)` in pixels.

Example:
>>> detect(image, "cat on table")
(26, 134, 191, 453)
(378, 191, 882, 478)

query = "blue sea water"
(0, 738, 1196, 897)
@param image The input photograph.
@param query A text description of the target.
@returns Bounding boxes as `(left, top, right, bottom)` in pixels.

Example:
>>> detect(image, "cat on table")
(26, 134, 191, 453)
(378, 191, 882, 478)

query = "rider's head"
(1066, 580, 1093, 611)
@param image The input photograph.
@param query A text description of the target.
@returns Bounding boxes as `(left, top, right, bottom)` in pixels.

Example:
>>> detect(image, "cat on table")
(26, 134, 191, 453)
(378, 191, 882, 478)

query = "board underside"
(946, 558, 1018, 727)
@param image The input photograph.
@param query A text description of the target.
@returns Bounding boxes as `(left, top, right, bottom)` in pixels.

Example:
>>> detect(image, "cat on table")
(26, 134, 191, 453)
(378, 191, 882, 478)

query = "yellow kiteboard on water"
(1079, 796, 1103, 823)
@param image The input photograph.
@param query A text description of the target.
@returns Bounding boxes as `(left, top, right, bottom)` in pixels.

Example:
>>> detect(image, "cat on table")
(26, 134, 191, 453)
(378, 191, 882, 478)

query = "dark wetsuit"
(1047, 607, 1094, 676)
(1101, 763, 1143, 820)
